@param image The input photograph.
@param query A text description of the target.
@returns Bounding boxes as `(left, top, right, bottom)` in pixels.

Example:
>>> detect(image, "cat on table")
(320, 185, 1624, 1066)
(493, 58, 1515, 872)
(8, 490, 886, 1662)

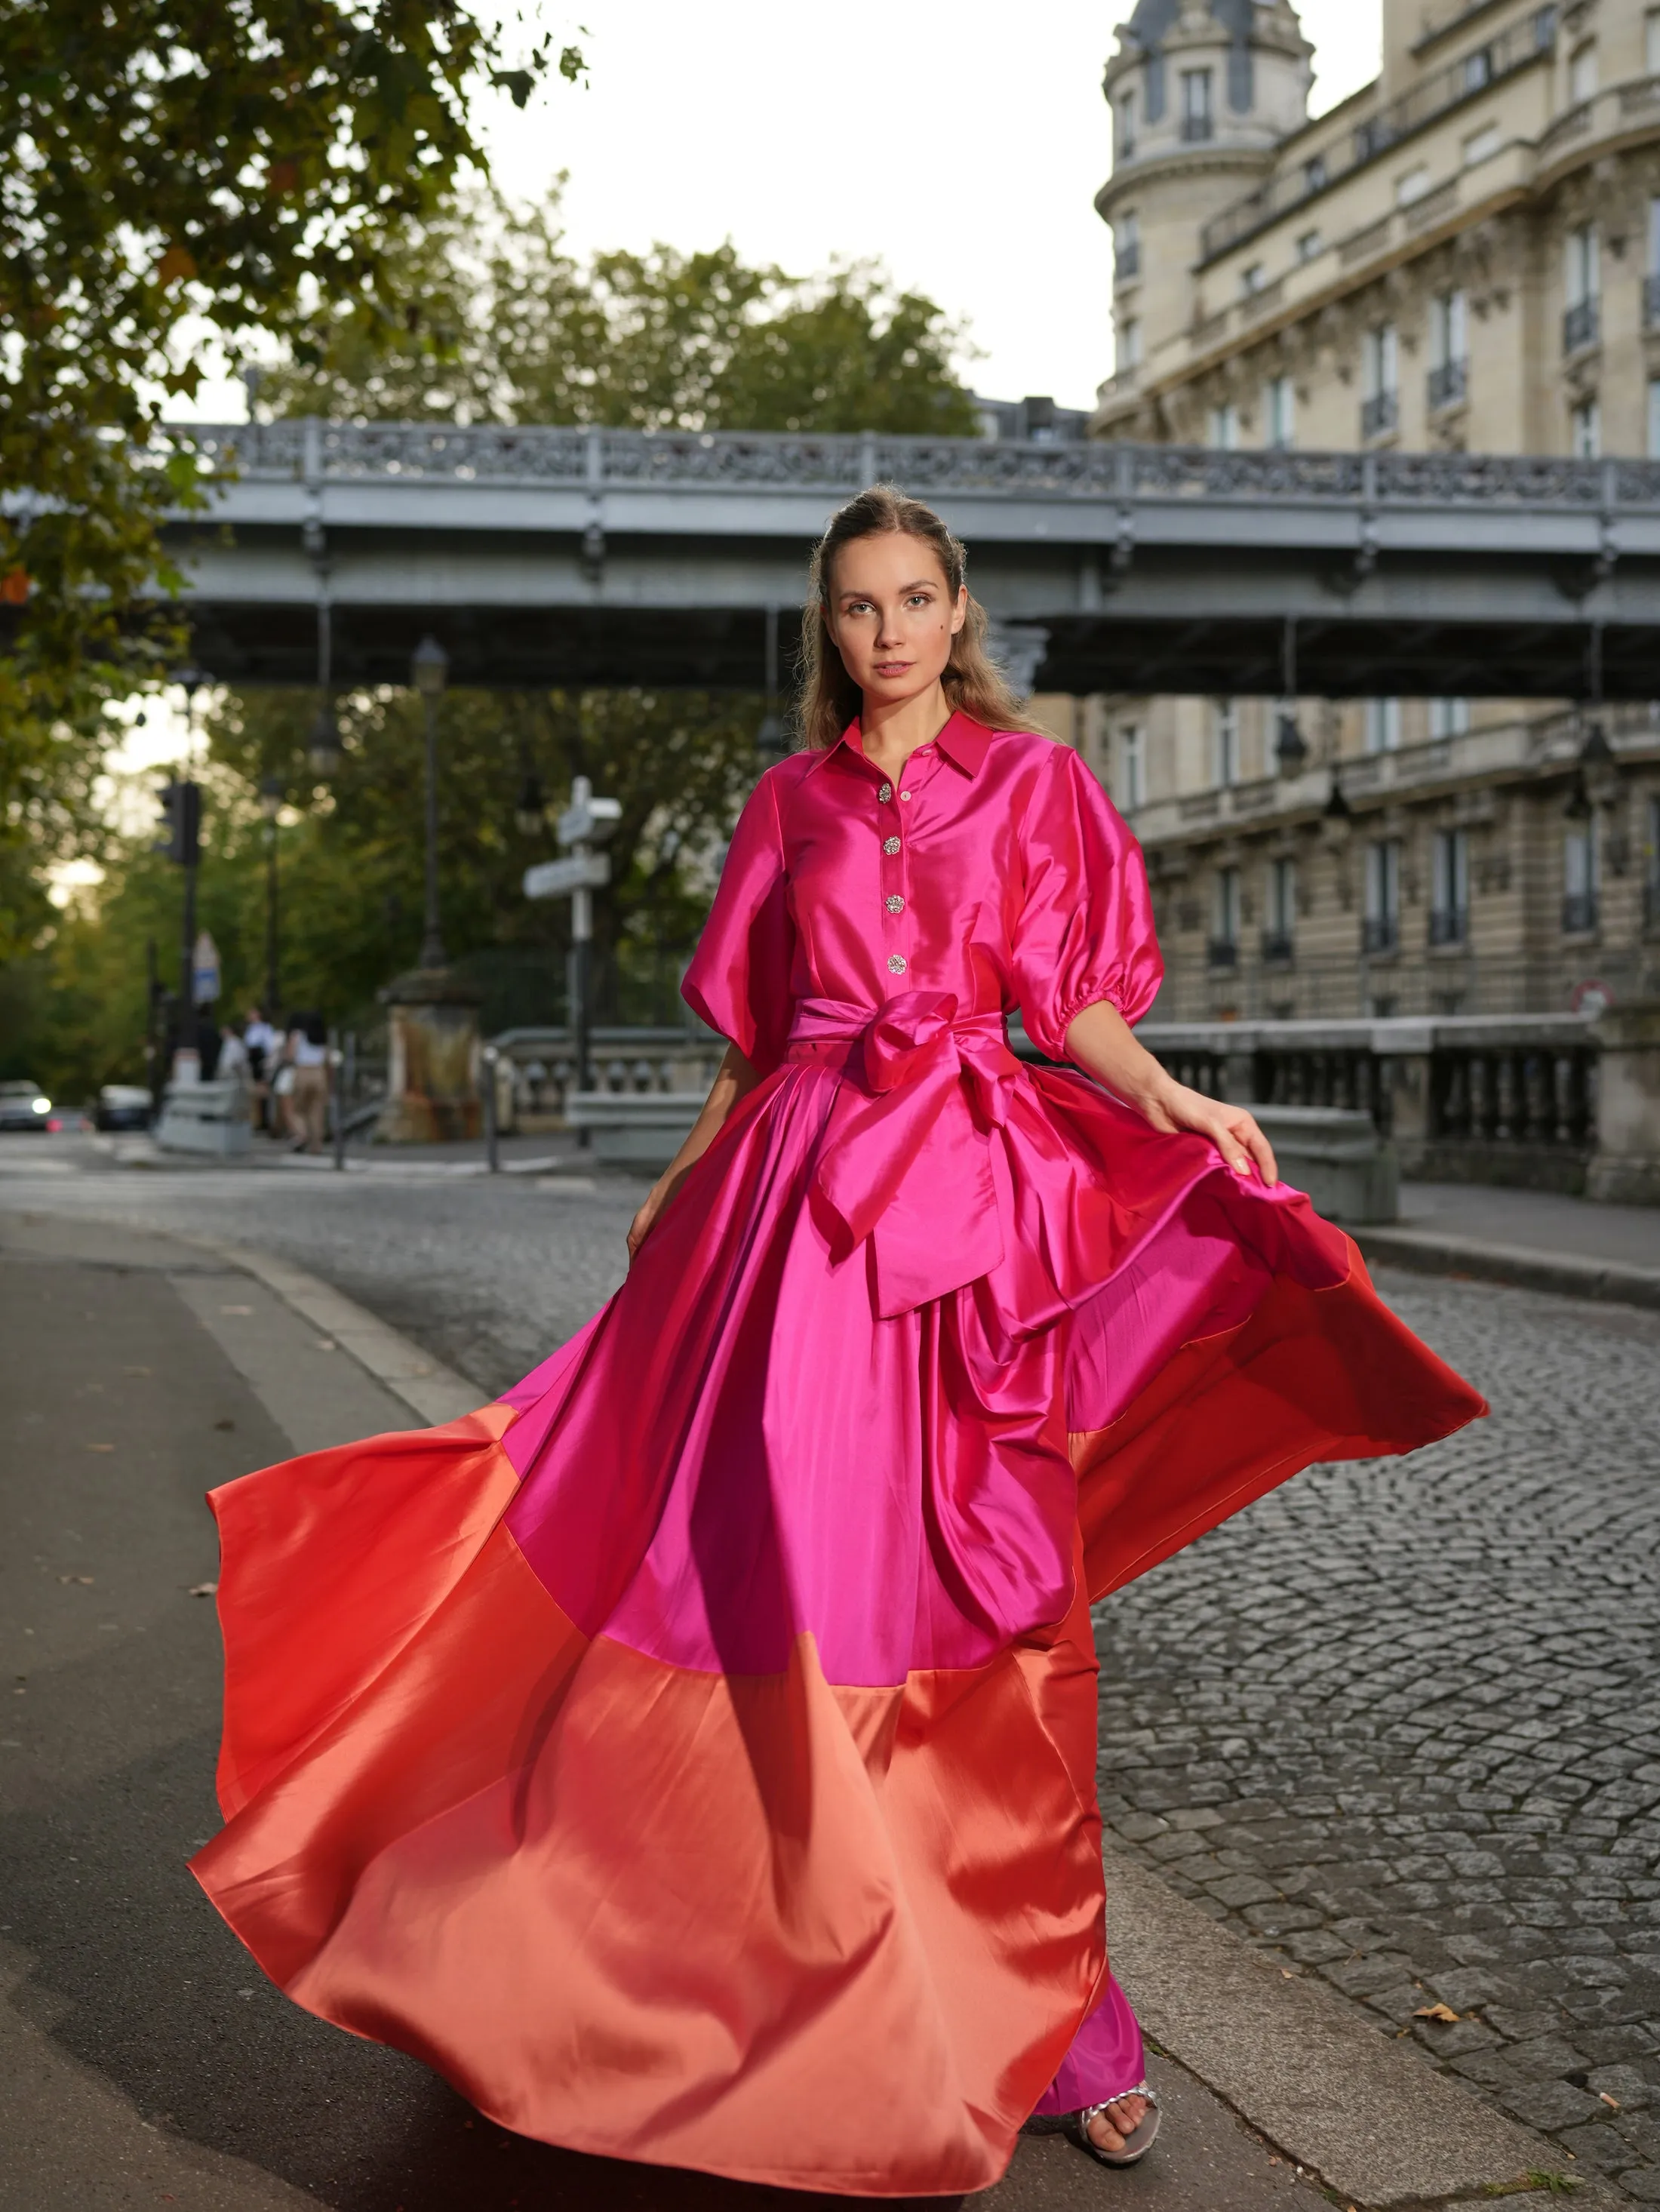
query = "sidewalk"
(0, 1208, 1597, 2211)
(1358, 1180, 1660, 1309)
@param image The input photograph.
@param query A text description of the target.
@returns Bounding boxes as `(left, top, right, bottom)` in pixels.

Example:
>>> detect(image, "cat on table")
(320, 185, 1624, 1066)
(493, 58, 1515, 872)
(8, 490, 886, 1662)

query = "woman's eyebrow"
(838, 580, 937, 599)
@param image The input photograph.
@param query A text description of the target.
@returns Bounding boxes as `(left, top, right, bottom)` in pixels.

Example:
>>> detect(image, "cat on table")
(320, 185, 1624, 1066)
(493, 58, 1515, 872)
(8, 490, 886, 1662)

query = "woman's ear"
(950, 586, 968, 637)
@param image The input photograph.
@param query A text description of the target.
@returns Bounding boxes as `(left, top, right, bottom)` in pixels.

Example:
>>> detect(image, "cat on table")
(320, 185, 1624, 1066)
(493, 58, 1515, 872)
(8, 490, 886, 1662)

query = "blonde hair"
(798, 485, 1049, 749)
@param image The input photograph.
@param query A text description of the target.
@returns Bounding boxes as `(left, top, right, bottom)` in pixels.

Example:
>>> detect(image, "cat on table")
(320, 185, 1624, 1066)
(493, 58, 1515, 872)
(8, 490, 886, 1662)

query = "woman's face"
(825, 532, 967, 713)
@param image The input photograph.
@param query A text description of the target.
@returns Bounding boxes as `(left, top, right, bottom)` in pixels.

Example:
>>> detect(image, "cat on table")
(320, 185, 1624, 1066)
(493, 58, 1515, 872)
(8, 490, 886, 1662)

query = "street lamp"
(259, 775, 283, 1011)
(307, 701, 342, 777)
(411, 635, 450, 969)
(515, 772, 549, 837)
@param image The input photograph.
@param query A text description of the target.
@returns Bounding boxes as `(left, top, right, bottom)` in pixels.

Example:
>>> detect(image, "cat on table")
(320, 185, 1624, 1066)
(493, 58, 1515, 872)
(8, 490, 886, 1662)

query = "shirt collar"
(806, 710, 994, 779)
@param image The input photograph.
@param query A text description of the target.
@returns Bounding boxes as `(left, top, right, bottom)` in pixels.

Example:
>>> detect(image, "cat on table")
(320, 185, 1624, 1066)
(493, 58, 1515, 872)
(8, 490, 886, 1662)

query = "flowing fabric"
(192, 715, 1485, 2197)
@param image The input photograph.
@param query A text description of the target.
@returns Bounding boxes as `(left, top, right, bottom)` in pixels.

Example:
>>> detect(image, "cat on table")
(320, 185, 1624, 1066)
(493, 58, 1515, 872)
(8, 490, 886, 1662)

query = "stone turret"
(1099, 0, 1314, 398)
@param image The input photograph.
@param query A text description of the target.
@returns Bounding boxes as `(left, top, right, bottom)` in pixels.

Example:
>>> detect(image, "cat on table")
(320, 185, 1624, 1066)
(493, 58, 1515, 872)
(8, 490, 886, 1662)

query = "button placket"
(876, 769, 910, 988)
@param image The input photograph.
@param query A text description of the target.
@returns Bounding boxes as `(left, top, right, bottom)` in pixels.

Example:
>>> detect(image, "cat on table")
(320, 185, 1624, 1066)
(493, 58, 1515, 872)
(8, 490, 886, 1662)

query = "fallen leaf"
(1600, 2092, 1621, 2109)
(188, 1581, 218, 1598)
(57, 1574, 94, 1586)
(315, 1338, 337, 1351)
(85, 1442, 115, 1453)
(1414, 2003, 1461, 2023)
(220, 1304, 253, 1316)
(213, 1419, 235, 1432)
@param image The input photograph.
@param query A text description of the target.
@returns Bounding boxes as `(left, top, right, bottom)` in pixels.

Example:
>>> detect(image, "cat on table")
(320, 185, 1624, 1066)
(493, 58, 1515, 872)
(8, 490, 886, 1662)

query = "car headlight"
(31, 1097, 50, 1113)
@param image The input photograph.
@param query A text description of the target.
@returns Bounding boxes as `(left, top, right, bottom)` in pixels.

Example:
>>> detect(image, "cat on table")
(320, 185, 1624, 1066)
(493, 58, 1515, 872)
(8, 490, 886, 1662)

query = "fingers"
(1216, 1111, 1277, 1186)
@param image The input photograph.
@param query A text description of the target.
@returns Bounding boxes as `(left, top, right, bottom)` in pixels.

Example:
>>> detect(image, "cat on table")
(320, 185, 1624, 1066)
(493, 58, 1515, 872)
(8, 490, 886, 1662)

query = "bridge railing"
(1136, 1011, 1659, 1204)
(174, 420, 1660, 511)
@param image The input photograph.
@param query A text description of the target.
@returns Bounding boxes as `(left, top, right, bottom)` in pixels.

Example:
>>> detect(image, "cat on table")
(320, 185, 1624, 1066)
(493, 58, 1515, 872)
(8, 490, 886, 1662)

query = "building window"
(1569, 40, 1598, 103)
(1214, 698, 1240, 788)
(1429, 697, 1471, 739)
(1296, 228, 1323, 262)
(1563, 820, 1600, 933)
(1182, 69, 1215, 143)
(1463, 122, 1502, 167)
(1264, 857, 1296, 961)
(1210, 866, 1241, 968)
(1365, 698, 1402, 755)
(1364, 839, 1402, 955)
(1264, 374, 1296, 449)
(1362, 324, 1400, 438)
(1303, 152, 1328, 193)
(1572, 398, 1601, 458)
(1120, 725, 1146, 812)
(1241, 262, 1265, 297)
(1649, 8, 1660, 75)
(1431, 829, 1470, 944)
(1120, 317, 1143, 372)
(1463, 45, 1494, 93)
(1207, 402, 1240, 450)
(1564, 223, 1600, 352)
(1429, 290, 1468, 410)
(1116, 211, 1141, 282)
(1397, 165, 1432, 208)
(1117, 89, 1138, 161)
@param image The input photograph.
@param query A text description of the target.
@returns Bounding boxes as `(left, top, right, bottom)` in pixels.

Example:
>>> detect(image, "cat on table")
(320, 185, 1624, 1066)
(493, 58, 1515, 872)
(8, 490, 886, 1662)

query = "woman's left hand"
(1142, 1078, 1279, 1186)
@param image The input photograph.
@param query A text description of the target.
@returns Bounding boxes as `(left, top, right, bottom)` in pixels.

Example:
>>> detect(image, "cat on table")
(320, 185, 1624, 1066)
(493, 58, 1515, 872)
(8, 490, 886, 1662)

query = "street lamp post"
(174, 665, 207, 1070)
(259, 775, 283, 1011)
(411, 635, 450, 969)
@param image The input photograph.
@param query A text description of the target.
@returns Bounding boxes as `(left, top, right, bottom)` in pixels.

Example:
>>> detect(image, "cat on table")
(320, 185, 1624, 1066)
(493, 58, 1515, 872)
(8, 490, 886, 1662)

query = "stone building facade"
(1084, 0, 1660, 1019)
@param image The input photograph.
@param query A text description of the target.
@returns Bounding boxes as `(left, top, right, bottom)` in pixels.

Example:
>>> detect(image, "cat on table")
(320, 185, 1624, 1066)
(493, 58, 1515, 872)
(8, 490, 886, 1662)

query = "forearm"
(660, 1044, 761, 1186)
(1062, 999, 1176, 1117)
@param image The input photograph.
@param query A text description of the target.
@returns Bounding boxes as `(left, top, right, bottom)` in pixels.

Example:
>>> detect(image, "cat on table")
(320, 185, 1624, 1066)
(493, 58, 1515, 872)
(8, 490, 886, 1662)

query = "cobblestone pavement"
(1095, 1277, 1660, 2202)
(5, 1147, 1659, 2195)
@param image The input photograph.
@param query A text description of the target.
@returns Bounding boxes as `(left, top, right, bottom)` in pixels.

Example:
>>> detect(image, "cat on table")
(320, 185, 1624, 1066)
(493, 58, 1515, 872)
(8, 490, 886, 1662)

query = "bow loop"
(788, 994, 1019, 1314)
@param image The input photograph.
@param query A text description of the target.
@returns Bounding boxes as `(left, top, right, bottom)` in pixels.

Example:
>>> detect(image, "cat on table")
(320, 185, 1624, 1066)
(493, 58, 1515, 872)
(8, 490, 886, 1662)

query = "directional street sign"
(557, 778, 622, 848)
(523, 851, 612, 901)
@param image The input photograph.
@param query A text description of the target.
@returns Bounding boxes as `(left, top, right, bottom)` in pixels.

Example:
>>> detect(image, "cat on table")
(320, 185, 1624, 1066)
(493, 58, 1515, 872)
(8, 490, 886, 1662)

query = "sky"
(183, 1, 1384, 423)
(115, 1, 1382, 803)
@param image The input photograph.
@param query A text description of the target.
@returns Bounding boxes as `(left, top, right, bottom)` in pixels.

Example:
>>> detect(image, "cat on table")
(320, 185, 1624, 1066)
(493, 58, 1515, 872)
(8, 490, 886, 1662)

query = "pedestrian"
(284, 1011, 329, 1154)
(191, 489, 1485, 2195)
(216, 1019, 251, 1088)
(242, 1004, 278, 1131)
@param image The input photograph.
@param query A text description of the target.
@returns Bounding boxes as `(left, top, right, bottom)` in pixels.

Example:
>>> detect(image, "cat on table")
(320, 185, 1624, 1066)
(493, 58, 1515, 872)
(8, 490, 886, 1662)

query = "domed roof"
(1127, 0, 1262, 47)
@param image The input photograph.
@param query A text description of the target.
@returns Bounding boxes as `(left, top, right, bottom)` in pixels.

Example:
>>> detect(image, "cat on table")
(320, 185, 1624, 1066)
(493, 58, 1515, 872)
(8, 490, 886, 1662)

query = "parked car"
(0, 1079, 51, 1132)
(94, 1084, 153, 1133)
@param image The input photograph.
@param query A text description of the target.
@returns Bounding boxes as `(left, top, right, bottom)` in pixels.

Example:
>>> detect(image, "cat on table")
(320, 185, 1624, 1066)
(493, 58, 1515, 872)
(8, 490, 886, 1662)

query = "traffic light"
(155, 780, 201, 866)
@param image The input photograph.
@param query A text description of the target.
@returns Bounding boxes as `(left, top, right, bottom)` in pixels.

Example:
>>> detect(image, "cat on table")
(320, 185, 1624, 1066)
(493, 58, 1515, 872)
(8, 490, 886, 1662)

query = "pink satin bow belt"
(787, 993, 1022, 1315)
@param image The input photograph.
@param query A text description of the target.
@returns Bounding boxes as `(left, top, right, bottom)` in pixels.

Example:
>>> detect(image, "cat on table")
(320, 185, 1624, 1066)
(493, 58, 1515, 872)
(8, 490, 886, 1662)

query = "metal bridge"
(164, 420, 1660, 699)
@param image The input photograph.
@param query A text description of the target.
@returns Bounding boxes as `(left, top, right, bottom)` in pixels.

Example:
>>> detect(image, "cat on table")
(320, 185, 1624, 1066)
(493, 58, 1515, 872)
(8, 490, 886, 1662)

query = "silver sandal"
(1067, 2080, 1161, 2167)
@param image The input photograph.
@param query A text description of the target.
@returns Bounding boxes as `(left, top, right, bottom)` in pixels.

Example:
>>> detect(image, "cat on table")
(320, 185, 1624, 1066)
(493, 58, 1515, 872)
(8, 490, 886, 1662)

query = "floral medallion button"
(899, 791, 912, 802)
(877, 783, 893, 803)
(886, 894, 905, 914)
(887, 953, 907, 975)
(883, 835, 901, 856)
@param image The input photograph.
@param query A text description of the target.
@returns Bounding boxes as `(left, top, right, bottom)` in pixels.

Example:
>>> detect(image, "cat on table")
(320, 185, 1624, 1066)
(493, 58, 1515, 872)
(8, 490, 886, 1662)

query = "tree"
(0, 2, 583, 734)
(255, 186, 982, 435)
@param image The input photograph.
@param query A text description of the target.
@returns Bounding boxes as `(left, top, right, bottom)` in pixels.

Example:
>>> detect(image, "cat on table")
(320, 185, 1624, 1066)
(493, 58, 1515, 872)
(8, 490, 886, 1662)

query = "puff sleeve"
(681, 770, 796, 1075)
(1012, 743, 1163, 1061)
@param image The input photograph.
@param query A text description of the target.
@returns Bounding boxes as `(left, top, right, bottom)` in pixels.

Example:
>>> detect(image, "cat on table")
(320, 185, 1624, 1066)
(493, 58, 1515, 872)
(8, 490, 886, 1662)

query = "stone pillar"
(377, 968, 483, 1144)
(1587, 1001, 1660, 1205)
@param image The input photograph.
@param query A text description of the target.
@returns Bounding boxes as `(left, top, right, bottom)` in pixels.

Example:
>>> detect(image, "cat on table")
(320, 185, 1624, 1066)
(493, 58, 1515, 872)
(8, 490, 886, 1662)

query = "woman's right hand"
(627, 1176, 674, 1264)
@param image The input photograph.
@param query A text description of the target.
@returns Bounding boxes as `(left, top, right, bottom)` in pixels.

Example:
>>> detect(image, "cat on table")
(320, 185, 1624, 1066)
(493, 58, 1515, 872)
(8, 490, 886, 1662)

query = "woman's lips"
(874, 662, 911, 676)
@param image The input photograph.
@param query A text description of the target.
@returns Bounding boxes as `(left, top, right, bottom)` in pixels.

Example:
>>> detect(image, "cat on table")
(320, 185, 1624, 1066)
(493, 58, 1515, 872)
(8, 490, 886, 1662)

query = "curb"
(172, 1231, 482, 1428)
(1104, 1844, 1615, 2209)
(1356, 1226, 1660, 1312)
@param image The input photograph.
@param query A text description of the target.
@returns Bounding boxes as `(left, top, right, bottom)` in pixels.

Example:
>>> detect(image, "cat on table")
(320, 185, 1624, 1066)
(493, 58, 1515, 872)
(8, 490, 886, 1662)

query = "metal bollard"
(482, 1044, 500, 1174)
(329, 1033, 346, 1173)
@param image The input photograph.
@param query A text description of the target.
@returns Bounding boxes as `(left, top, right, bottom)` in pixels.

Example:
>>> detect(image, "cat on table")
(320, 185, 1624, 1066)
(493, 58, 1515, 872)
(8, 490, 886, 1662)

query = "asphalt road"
(0, 1194, 1326, 2212)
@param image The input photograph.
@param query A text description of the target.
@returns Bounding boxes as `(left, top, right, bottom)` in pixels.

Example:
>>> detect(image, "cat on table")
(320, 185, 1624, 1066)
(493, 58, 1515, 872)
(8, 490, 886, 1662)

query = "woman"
(191, 488, 1484, 2197)
(284, 1011, 330, 1155)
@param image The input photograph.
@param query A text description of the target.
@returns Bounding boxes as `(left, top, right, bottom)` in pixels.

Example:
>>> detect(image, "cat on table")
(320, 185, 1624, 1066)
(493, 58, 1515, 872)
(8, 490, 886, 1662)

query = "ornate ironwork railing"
(1261, 930, 1296, 965)
(1427, 358, 1469, 411)
(1361, 390, 1400, 441)
(1428, 907, 1469, 947)
(174, 422, 1660, 509)
(1562, 892, 1600, 934)
(1563, 297, 1600, 355)
(1207, 937, 1241, 971)
(1363, 917, 1401, 955)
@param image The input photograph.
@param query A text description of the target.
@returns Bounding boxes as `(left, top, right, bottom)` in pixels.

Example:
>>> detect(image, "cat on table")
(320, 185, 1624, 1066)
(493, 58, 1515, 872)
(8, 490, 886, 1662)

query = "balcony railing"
(1563, 297, 1600, 354)
(1429, 906, 1469, 946)
(1562, 891, 1600, 934)
(1363, 916, 1401, 955)
(1427, 357, 1468, 411)
(1196, 6, 1557, 265)
(1361, 390, 1400, 440)
(1182, 113, 1216, 144)
(1116, 239, 1142, 282)
(1207, 937, 1240, 970)
(1261, 930, 1296, 964)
